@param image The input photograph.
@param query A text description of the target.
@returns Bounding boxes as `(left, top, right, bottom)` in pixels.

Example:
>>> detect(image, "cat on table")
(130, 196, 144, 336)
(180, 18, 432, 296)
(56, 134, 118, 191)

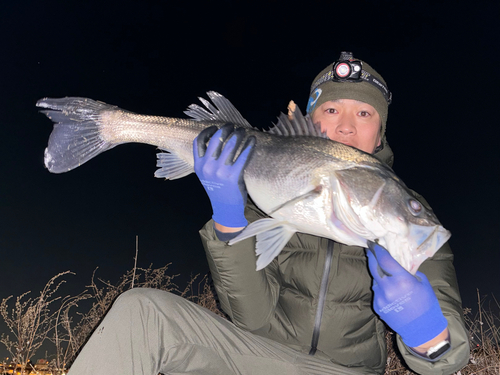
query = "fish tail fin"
(37, 97, 122, 173)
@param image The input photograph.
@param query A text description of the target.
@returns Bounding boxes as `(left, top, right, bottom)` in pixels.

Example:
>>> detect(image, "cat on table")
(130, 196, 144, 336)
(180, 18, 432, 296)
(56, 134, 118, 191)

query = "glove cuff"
(398, 300, 448, 348)
(212, 203, 248, 228)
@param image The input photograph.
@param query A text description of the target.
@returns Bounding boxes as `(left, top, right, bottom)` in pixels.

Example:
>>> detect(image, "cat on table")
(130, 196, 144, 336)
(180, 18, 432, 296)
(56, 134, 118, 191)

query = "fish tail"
(37, 97, 122, 173)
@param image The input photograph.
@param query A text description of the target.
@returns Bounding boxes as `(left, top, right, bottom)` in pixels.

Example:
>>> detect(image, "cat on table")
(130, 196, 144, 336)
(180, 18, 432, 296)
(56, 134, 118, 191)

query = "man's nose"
(335, 114, 356, 135)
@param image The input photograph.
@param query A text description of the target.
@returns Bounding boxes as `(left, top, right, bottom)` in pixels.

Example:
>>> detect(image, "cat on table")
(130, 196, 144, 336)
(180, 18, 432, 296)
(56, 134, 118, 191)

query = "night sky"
(2, 0, 500, 359)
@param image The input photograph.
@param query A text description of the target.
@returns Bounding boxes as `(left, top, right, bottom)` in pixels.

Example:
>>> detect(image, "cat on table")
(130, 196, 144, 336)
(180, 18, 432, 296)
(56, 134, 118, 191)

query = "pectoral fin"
(268, 186, 323, 215)
(155, 151, 194, 180)
(229, 218, 297, 270)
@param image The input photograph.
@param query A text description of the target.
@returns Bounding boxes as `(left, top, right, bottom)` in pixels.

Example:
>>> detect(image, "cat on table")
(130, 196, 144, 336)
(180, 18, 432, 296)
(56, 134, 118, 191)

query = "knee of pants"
(112, 288, 181, 313)
(109, 288, 199, 338)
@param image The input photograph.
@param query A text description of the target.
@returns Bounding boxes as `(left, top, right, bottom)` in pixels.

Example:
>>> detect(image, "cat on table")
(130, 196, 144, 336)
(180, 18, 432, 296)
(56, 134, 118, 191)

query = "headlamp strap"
(360, 70, 392, 104)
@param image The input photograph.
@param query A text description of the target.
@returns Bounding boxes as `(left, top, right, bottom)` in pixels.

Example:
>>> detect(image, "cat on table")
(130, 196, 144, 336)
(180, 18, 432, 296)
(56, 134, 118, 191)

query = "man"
(67, 52, 469, 375)
(195, 52, 469, 373)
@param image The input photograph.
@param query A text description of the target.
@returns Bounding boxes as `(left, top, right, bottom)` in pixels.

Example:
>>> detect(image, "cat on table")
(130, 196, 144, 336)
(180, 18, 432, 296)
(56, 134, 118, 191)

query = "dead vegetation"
(0, 263, 208, 374)
(0, 271, 74, 372)
(0, 265, 498, 374)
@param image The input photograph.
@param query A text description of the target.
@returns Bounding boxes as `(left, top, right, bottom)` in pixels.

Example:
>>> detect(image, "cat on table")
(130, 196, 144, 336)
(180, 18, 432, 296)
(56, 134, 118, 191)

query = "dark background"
(2, 0, 499, 360)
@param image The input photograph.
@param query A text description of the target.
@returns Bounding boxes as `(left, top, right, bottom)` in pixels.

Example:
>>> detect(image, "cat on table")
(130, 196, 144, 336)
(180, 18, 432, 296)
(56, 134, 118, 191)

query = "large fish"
(37, 92, 450, 274)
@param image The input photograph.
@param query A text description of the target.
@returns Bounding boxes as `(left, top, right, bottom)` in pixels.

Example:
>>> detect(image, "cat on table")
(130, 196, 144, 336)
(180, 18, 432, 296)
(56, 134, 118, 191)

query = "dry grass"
(0, 271, 74, 369)
(0, 266, 498, 374)
(0, 264, 198, 373)
(458, 292, 500, 374)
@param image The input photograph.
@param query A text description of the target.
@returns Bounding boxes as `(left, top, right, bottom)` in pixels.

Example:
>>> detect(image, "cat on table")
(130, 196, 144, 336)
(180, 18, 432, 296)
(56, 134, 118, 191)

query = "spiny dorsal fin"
(267, 101, 327, 138)
(184, 91, 253, 128)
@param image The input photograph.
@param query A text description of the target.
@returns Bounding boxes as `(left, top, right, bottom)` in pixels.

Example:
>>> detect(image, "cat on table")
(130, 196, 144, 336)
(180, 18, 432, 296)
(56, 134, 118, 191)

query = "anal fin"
(155, 151, 193, 180)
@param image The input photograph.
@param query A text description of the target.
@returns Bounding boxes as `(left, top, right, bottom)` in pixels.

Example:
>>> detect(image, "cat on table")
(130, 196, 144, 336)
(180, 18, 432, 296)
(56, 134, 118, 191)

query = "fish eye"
(408, 199, 422, 216)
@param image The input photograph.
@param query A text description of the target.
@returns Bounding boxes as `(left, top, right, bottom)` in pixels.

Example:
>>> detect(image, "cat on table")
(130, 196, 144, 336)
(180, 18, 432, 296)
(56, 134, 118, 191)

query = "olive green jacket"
(199, 142, 469, 374)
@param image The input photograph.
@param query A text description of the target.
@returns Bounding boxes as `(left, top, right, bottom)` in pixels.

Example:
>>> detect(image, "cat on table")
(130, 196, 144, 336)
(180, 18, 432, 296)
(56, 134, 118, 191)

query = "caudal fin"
(37, 97, 121, 173)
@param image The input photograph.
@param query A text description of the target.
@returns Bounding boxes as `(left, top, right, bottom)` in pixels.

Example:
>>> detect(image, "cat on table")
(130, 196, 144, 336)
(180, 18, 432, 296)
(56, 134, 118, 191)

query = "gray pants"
(68, 288, 366, 375)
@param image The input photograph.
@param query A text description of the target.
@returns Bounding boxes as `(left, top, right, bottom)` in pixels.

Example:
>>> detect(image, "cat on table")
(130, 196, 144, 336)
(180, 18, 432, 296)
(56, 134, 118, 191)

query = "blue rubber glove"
(365, 242, 448, 348)
(193, 123, 256, 228)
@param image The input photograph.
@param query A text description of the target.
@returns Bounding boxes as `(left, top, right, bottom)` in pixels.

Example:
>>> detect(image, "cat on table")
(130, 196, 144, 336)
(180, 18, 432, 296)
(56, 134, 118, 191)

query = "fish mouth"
(389, 223, 452, 274)
(411, 223, 451, 258)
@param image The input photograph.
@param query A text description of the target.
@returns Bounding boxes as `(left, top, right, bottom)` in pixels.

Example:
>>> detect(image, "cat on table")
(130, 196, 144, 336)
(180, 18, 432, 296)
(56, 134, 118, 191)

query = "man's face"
(311, 99, 381, 154)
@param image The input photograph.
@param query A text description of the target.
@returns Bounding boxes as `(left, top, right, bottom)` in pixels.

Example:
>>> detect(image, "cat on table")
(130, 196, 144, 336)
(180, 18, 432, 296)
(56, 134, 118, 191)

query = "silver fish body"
(37, 92, 450, 273)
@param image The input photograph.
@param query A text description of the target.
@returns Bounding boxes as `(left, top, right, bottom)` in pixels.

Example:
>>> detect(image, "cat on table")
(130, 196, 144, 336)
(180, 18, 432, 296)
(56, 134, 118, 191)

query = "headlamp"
(310, 51, 392, 105)
(333, 52, 363, 81)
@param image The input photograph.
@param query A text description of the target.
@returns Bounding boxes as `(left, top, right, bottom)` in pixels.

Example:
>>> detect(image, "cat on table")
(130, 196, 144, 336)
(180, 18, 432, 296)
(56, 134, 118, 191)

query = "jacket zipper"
(309, 239, 334, 355)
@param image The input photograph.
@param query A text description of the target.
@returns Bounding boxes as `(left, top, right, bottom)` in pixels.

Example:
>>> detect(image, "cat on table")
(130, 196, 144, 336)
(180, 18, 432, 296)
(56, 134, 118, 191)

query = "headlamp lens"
(336, 63, 351, 78)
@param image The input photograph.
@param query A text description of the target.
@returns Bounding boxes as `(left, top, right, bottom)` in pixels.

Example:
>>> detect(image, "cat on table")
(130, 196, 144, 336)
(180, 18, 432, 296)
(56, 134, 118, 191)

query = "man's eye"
(326, 108, 337, 114)
(359, 111, 370, 117)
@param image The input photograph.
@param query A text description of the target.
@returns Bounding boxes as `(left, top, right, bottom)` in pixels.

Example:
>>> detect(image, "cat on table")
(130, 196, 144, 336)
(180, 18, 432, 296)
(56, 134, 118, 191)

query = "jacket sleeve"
(198, 204, 282, 331)
(396, 241, 470, 375)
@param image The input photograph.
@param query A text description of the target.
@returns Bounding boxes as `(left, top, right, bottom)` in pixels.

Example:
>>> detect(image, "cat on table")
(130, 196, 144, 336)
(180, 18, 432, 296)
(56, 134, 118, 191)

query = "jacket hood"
(374, 136, 394, 168)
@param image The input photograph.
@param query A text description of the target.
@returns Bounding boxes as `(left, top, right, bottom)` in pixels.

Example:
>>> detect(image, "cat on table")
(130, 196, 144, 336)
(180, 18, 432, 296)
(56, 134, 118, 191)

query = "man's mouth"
(339, 141, 354, 147)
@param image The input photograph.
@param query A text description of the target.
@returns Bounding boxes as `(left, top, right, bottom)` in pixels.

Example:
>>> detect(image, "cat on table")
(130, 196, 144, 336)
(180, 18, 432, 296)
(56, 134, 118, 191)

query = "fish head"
(375, 194, 451, 274)
(332, 165, 451, 274)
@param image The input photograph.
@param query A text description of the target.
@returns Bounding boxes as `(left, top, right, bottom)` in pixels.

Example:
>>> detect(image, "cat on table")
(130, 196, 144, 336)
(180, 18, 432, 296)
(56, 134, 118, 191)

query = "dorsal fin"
(184, 91, 253, 128)
(267, 102, 328, 138)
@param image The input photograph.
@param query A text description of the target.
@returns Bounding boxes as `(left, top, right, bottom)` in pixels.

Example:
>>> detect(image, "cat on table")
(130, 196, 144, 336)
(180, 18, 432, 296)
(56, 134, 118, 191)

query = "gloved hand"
(365, 242, 448, 348)
(193, 123, 256, 228)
